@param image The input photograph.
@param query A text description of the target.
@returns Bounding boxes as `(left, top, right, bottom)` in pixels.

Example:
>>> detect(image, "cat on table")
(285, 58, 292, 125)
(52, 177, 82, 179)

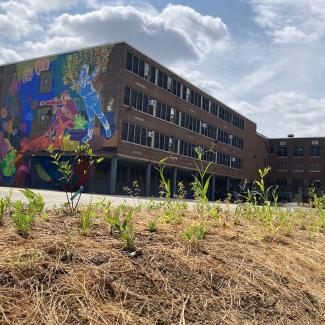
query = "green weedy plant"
(155, 156, 184, 224)
(157, 157, 175, 201)
(48, 140, 104, 213)
(20, 189, 45, 215)
(253, 167, 279, 234)
(11, 200, 35, 237)
(0, 197, 8, 226)
(80, 203, 96, 236)
(191, 147, 213, 206)
(183, 222, 208, 241)
(106, 206, 136, 252)
(123, 180, 141, 198)
(308, 186, 325, 232)
(174, 181, 187, 200)
(10, 189, 45, 237)
(148, 216, 159, 232)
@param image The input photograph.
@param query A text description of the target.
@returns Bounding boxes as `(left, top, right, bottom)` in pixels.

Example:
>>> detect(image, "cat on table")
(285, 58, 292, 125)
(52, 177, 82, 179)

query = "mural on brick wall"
(0, 45, 115, 188)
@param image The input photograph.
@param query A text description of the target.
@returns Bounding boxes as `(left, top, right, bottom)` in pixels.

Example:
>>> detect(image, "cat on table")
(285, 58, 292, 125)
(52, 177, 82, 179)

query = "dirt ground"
(0, 206, 324, 325)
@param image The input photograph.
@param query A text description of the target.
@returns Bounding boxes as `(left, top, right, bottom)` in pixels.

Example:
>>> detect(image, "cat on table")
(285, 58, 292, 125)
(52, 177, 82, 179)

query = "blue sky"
(1, 0, 325, 137)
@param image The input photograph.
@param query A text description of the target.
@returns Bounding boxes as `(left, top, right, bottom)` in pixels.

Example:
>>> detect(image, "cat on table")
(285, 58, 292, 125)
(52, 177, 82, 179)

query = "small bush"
(20, 189, 44, 214)
(106, 206, 136, 252)
(0, 196, 9, 225)
(183, 222, 208, 241)
(80, 204, 95, 236)
(148, 215, 160, 232)
(11, 201, 34, 237)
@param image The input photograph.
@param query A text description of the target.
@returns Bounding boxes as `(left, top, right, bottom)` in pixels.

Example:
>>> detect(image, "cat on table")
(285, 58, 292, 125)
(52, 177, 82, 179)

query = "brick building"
(0, 41, 321, 201)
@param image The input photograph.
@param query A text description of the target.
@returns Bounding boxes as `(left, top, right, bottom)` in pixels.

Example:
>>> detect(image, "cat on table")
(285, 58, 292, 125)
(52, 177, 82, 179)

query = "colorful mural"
(0, 45, 116, 188)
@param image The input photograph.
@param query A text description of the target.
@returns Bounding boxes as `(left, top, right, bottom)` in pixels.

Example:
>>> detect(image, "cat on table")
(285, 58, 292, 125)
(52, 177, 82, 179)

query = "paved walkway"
(0, 187, 307, 211)
(0, 186, 238, 210)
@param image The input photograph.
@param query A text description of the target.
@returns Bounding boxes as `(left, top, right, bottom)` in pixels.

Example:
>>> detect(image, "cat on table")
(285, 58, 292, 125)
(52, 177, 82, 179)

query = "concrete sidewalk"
(0, 186, 238, 210)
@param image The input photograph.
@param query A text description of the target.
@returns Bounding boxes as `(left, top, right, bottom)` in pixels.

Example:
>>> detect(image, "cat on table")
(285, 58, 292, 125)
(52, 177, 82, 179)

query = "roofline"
(270, 137, 325, 140)
(0, 40, 256, 125)
(256, 132, 269, 140)
(0, 40, 127, 68)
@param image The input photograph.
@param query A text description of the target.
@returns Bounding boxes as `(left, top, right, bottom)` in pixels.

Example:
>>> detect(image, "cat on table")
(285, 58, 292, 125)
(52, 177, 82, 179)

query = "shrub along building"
(0, 41, 321, 201)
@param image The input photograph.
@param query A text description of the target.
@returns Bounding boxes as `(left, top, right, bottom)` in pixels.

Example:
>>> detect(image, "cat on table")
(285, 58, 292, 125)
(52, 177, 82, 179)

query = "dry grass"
(0, 205, 324, 325)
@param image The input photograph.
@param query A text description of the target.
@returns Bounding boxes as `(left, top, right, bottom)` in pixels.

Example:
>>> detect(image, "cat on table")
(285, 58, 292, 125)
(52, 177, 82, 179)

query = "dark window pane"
(139, 60, 145, 77)
(126, 52, 133, 71)
(132, 56, 139, 74)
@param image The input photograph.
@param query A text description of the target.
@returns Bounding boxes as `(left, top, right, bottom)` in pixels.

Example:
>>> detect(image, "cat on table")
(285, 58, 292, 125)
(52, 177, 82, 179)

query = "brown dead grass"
(0, 207, 324, 325)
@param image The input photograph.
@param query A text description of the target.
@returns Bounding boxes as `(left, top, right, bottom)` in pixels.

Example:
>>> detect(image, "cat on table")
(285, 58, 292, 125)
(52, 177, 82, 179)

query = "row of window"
(121, 121, 243, 169)
(277, 162, 321, 172)
(275, 179, 322, 188)
(126, 51, 245, 130)
(123, 86, 244, 149)
(272, 145, 320, 157)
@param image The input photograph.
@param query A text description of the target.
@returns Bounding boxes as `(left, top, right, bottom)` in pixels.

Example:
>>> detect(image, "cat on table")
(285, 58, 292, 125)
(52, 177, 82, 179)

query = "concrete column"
(226, 177, 230, 192)
(145, 163, 152, 197)
(109, 157, 118, 195)
(210, 175, 216, 201)
(172, 167, 178, 197)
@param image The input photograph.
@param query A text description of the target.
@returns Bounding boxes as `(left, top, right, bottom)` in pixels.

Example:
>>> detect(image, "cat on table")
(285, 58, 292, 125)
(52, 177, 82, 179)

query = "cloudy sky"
(0, 0, 325, 138)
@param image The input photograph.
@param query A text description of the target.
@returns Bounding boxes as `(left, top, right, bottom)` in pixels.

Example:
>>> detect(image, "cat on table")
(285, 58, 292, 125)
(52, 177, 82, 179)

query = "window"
(210, 102, 218, 117)
(277, 162, 287, 171)
(310, 163, 320, 172)
(121, 121, 152, 147)
(202, 97, 210, 112)
(201, 123, 217, 140)
(218, 129, 231, 145)
(132, 55, 139, 74)
(217, 152, 230, 167)
(277, 179, 287, 187)
(232, 136, 244, 150)
(179, 140, 195, 158)
(40, 70, 52, 93)
(155, 102, 179, 125)
(126, 52, 133, 71)
(181, 113, 200, 133)
(310, 145, 320, 157)
(138, 59, 145, 77)
(154, 132, 178, 153)
(270, 146, 274, 154)
(293, 146, 304, 157)
(293, 163, 304, 172)
(218, 107, 226, 120)
(232, 115, 244, 130)
(150, 66, 156, 84)
(124, 87, 152, 115)
(231, 157, 243, 169)
(277, 145, 288, 157)
(171, 79, 181, 97)
(202, 150, 216, 163)
(127, 51, 155, 84)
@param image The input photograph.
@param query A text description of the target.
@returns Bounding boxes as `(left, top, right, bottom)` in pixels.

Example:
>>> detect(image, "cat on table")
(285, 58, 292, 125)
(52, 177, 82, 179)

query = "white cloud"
(249, 0, 325, 43)
(0, 47, 22, 64)
(230, 65, 277, 96)
(50, 4, 230, 63)
(253, 92, 325, 137)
